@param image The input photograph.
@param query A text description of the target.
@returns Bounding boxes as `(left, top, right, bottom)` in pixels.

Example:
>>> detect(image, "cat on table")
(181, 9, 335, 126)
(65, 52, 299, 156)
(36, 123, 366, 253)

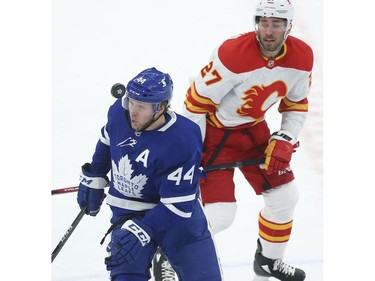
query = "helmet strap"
(134, 106, 168, 133)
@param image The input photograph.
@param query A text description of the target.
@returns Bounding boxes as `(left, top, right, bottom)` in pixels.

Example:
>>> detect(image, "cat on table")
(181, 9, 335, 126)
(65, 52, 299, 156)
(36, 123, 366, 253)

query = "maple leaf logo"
(111, 155, 148, 198)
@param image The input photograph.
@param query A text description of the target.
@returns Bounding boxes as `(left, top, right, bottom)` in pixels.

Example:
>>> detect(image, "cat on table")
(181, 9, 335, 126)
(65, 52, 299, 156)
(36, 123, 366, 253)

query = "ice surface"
(51, 0, 323, 280)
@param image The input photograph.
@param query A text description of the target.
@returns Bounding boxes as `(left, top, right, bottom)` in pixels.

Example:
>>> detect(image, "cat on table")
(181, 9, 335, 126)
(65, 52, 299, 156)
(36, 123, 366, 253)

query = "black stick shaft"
(51, 206, 86, 263)
(204, 158, 264, 172)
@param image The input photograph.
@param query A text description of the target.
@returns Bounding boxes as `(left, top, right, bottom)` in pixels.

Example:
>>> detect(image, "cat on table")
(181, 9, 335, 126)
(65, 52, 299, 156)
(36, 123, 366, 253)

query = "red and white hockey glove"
(263, 130, 299, 175)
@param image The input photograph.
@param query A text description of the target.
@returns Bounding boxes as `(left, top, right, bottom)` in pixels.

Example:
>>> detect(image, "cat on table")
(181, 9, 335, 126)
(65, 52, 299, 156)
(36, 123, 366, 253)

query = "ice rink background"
(51, 1, 322, 280)
(3, 0, 375, 281)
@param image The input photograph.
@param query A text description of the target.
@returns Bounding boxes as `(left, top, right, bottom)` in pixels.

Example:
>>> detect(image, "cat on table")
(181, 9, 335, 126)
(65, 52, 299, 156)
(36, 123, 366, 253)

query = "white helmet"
(254, 0, 294, 32)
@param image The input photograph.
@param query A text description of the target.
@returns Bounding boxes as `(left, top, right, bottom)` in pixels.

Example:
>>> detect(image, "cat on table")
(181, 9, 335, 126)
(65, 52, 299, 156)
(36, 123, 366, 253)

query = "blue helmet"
(123, 67, 173, 113)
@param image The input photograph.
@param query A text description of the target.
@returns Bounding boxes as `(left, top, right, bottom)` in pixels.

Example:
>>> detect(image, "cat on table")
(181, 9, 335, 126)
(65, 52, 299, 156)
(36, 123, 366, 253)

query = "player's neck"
(145, 113, 166, 131)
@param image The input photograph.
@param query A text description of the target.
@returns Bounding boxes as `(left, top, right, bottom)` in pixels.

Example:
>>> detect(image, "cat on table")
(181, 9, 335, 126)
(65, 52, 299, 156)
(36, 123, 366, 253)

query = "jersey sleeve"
(88, 103, 115, 175)
(278, 40, 314, 138)
(90, 126, 112, 174)
(143, 118, 204, 231)
(184, 47, 239, 115)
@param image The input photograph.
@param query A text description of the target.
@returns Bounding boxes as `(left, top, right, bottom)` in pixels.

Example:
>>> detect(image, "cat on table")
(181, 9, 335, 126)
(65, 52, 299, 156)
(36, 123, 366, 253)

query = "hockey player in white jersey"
(181, 0, 312, 280)
(77, 67, 223, 281)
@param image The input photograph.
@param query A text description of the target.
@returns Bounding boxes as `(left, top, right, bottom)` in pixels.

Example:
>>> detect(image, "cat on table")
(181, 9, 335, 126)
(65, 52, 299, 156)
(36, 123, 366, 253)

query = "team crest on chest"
(111, 155, 148, 198)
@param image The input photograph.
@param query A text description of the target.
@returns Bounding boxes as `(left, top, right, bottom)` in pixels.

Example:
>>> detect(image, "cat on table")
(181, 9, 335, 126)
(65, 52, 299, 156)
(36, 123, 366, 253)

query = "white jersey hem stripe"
(164, 204, 192, 218)
(160, 194, 196, 204)
(106, 193, 157, 211)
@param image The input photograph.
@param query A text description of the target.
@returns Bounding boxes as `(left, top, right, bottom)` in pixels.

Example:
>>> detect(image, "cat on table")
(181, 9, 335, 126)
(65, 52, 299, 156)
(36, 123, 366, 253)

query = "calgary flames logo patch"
(237, 81, 287, 119)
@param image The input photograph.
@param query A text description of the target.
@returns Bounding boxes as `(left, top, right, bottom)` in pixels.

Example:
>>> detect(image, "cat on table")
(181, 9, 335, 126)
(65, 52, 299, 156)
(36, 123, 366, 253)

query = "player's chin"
(263, 42, 276, 50)
(131, 121, 140, 131)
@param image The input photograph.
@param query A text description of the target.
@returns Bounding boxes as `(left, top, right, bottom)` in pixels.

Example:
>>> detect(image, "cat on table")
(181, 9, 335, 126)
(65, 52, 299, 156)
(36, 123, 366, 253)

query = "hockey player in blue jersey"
(76, 67, 223, 281)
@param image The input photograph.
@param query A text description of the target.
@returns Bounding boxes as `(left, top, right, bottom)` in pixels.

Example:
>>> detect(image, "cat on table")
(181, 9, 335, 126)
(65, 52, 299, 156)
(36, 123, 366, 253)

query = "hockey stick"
(51, 206, 86, 263)
(204, 158, 264, 172)
(51, 158, 264, 196)
(51, 186, 78, 195)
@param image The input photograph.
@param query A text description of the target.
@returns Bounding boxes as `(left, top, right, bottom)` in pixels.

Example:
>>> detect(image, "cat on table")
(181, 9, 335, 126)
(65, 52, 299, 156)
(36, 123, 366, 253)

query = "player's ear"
(285, 24, 292, 36)
(154, 102, 167, 116)
(160, 101, 168, 112)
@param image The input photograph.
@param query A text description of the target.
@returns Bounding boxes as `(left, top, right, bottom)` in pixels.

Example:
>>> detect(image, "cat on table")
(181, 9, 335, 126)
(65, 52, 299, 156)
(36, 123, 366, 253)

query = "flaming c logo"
(236, 81, 287, 119)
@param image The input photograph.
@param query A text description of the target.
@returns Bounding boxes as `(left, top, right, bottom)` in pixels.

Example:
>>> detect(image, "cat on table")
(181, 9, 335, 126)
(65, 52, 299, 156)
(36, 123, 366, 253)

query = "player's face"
(257, 17, 288, 56)
(128, 98, 155, 131)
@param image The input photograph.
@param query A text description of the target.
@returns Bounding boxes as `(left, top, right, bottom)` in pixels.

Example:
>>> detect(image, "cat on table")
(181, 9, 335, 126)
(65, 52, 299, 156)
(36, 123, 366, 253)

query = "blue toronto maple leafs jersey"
(89, 98, 205, 232)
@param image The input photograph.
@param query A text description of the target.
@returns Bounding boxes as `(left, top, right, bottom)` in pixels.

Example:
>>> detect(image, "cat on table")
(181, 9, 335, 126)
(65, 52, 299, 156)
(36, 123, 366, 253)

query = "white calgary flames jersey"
(184, 31, 313, 134)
